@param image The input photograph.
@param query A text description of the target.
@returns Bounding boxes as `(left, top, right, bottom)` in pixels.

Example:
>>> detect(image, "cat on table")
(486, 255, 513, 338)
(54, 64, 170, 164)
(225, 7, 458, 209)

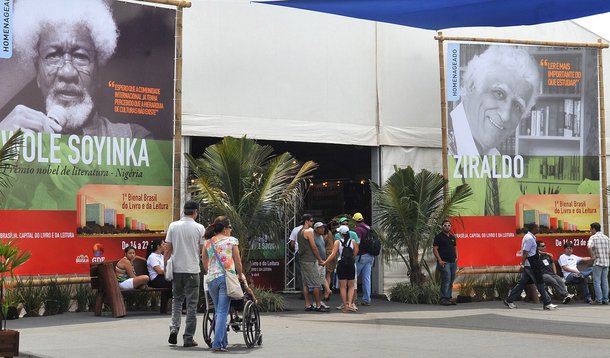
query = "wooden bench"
(90, 258, 172, 318)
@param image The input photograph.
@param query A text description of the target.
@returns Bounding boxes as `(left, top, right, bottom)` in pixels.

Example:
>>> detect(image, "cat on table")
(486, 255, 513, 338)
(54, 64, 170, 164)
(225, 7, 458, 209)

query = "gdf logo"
(92, 243, 106, 263)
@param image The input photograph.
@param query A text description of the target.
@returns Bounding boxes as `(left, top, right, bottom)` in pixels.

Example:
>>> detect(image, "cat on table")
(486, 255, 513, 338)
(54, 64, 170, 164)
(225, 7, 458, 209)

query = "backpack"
(359, 225, 381, 256)
(339, 237, 355, 266)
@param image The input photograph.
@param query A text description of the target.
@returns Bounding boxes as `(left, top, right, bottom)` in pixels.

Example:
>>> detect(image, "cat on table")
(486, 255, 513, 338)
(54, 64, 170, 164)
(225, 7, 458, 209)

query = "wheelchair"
(202, 289, 263, 348)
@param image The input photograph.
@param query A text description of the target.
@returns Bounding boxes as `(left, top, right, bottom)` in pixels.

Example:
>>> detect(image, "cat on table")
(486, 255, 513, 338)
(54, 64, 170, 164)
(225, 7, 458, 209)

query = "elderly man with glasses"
(0, 0, 150, 138)
(537, 240, 574, 304)
(433, 219, 458, 306)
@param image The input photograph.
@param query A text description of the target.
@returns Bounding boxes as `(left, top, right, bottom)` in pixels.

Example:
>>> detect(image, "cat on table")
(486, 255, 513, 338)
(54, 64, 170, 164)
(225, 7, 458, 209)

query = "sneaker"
(168, 331, 178, 345)
(304, 305, 314, 311)
(336, 304, 344, 310)
(212, 348, 229, 353)
(440, 300, 452, 306)
(360, 301, 371, 306)
(590, 300, 601, 305)
(543, 303, 558, 310)
(315, 306, 330, 312)
(184, 340, 199, 348)
(562, 294, 573, 304)
(603, 301, 609, 305)
(585, 298, 593, 304)
(503, 299, 516, 309)
(352, 303, 358, 311)
(320, 302, 330, 309)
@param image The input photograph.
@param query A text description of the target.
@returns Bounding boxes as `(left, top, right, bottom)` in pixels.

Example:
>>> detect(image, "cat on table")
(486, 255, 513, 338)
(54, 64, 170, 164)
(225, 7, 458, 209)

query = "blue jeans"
(208, 276, 230, 349)
(438, 262, 457, 301)
(507, 267, 551, 306)
(565, 267, 593, 301)
(356, 254, 374, 303)
(592, 265, 609, 303)
(170, 272, 200, 343)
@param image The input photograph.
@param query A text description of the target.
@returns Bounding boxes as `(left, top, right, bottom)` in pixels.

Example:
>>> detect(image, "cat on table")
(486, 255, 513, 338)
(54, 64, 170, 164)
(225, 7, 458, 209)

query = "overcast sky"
(573, 12, 610, 40)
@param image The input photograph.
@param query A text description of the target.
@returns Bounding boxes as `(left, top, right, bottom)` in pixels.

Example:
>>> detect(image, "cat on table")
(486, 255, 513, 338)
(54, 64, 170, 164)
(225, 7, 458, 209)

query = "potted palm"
(0, 129, 28, 356)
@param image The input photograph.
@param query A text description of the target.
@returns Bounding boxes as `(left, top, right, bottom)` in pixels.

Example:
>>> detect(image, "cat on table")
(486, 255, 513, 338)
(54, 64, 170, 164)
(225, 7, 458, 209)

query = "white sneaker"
(562, 294, 574, 304)
(503, 300, 516, 309)
(351, 303, 358, 311)
(319, 302, 330, 309)
(544, 303, 558, 310)
(336, 304, 344, 310)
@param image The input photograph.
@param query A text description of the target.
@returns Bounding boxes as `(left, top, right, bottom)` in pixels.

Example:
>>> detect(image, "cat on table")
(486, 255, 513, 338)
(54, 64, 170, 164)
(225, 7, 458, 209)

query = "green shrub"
(14, 276, 47, 317)
(251, 287, 285, 312)
(46, 277, 72, 314)
(389, 281, 440, 304)
(490, 273, 520, 300)
(75, 283, 95, 312)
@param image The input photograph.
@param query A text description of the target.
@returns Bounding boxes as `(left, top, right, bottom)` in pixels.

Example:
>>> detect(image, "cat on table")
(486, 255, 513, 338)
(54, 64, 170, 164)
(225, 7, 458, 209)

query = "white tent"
(182, 1, 610, 182)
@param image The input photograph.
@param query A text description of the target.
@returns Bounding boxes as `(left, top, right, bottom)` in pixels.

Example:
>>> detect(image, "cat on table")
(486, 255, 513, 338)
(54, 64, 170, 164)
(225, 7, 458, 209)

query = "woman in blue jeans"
(202, 216, 244, 352)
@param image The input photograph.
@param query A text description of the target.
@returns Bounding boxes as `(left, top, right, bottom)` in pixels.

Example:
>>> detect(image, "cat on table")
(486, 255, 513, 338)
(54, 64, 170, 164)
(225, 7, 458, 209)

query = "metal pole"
(437, 32, 449, 198)
(598, 40, 608, 234)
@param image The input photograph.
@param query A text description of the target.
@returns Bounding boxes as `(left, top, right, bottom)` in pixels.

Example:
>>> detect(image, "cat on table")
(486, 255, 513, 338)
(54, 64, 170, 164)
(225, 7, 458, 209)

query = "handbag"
(165, 258, 173, 281)
(213, 241, 244, 299)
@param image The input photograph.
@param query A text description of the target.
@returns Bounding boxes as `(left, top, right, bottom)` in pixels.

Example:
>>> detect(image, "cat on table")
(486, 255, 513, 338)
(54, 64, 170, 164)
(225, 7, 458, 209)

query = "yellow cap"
(353, 213, 363, 222)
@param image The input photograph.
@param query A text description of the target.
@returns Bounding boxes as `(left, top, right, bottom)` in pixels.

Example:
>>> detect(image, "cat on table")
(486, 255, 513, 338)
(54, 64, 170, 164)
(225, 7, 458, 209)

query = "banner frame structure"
(435, 33, 609, 236)
(137, 0, 191, 220)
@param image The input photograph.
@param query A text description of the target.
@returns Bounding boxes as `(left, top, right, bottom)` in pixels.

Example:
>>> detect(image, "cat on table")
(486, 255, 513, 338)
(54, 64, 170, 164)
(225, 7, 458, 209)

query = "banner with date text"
(445, 42, 601, 266)
(0, 1, 175, 275)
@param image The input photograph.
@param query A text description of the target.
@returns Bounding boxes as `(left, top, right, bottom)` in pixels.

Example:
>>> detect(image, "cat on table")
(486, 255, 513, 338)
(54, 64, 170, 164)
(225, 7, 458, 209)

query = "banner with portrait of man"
(444, 42, 602, 266)
(0, 0, 176, 275)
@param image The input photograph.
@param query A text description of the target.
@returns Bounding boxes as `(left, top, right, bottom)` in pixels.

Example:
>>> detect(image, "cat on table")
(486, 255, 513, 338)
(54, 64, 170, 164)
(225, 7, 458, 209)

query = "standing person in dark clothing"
(433, 219, 458, 306)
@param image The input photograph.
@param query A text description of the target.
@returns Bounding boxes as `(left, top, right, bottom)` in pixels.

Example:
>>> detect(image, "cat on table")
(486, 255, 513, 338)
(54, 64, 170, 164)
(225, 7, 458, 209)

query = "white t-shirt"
(521, 232, 537, 267)
(165, 217, 205, 274)
(289, 225, 303, 253)
(558, 253, 582, 279)
(147, 252, 164, 280)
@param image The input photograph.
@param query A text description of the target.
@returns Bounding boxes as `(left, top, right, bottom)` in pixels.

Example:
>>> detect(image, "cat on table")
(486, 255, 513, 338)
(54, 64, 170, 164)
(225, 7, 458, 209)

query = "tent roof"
(259, 0, 610, 30)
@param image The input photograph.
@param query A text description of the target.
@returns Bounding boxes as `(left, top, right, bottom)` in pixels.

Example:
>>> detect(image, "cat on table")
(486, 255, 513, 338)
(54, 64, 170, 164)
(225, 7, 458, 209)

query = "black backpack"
(340, 237, 355, 266)
(360, 225, 381, 256)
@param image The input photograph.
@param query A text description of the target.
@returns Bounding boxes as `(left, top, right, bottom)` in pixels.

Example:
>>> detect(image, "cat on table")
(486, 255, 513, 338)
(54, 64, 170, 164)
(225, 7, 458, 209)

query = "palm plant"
(186, 136, 317, 274)
(371, 166, 472, 285)
(0, 129, 30, 329)
(0, 129, 23, 203)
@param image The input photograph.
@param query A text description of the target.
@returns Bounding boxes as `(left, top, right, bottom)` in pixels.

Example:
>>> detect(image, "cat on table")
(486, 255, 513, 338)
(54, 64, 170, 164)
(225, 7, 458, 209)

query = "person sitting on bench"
(115, 246, 149, 290)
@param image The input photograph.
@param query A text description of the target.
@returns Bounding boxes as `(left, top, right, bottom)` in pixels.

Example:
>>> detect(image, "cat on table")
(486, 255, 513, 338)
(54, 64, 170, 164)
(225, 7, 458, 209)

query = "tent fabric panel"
(182, 113, 378, 146)
(380, 146, 442, 183)
(182, 1, 378, 147)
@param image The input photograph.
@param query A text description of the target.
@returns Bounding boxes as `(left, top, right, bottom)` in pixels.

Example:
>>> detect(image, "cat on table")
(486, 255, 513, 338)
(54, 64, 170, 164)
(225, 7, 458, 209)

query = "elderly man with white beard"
(0, 0, 150, 139)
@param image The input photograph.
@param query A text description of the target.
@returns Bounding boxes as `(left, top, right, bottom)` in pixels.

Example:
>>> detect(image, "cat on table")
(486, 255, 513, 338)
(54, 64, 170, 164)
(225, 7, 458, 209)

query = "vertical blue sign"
(446, 43, 460, 101)
(1, 0, 12, 58)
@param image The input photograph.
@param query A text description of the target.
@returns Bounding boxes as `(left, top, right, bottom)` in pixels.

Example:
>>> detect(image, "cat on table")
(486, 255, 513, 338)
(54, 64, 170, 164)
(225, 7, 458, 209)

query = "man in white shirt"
(164, 200, 205, 347)
(559, 242, 593, 303)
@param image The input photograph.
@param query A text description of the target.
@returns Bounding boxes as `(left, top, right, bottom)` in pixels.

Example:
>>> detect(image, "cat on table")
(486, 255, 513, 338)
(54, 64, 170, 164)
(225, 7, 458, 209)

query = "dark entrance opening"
(189, 137, 372, 223)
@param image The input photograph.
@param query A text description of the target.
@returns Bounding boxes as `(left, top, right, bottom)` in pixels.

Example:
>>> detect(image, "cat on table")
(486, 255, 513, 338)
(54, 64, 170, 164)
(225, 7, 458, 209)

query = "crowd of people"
(288, 213, 378, 313)
(112, 200, 610, 351)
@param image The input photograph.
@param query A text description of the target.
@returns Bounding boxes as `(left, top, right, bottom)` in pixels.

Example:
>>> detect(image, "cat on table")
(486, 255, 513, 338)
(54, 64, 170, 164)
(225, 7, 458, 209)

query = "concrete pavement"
(11, 294, 610, 357)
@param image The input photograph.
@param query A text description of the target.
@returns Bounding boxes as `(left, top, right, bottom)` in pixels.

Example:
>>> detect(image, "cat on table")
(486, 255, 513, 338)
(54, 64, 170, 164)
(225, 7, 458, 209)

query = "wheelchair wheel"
(202, 307, 215, 348)
(242, 301, 261, 348)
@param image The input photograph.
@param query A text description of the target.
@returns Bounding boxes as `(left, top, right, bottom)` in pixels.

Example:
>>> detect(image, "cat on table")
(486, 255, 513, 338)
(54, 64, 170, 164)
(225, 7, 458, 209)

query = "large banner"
(0, 0, 175, 275)
(445, 43, 601, 265)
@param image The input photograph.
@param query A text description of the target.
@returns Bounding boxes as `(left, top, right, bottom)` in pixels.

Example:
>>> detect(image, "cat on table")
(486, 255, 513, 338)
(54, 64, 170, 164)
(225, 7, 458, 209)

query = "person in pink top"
(202, 216, 244, 352)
